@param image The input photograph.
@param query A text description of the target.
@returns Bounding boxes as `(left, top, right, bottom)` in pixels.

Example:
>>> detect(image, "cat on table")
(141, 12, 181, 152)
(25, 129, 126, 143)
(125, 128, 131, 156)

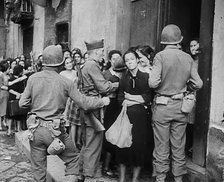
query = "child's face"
(190, 40, 199, 55)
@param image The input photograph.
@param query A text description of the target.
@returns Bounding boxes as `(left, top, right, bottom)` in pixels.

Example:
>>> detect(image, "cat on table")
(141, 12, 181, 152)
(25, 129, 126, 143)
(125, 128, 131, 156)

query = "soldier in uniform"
(74, 39, 118, 182)
(148, 24, 203, 182)
(19, 44, 110, 182)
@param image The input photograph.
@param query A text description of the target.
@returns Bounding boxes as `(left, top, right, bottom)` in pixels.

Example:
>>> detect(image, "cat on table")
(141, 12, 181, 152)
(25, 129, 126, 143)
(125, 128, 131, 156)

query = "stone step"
(15, 130, 67, 182)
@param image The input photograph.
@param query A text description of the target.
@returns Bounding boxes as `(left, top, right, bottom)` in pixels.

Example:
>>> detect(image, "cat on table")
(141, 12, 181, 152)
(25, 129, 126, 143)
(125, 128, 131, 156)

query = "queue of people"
(0, 55, 35, 136)
(0, 24, 203, 182)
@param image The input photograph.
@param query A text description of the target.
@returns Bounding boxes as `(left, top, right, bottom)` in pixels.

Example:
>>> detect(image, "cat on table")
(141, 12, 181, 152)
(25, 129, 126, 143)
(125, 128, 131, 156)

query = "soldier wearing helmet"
(19, 44, 111, 182)
(148, 24, 203, 182)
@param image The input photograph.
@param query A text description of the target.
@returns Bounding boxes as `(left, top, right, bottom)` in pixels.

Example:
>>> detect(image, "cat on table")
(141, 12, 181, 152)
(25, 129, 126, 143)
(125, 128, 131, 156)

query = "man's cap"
(85, 39, 104, 51)
(42, 45, 64, 67)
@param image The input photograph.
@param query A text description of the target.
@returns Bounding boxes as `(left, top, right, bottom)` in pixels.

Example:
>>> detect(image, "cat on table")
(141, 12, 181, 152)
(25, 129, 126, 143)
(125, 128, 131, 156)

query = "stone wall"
(207, 0, 224, 181)
(44, 0, 71, 48)
(71, 0, 131, 54)
(32, 5, 45, 59)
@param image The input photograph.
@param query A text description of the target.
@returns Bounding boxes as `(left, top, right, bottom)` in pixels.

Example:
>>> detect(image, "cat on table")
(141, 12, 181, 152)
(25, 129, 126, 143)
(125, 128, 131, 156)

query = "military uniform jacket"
(80, 59, 115, 127)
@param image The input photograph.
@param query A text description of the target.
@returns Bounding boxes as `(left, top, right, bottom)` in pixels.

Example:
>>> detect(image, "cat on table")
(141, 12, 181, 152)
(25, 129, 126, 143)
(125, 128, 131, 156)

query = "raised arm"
(148, 54, 162, 88)
(19, 78, 32, 108)
(187, 62, 203, 91)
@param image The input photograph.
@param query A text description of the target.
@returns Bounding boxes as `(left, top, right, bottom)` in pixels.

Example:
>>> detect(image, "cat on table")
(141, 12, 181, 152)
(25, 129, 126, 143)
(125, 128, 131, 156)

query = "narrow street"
(0, 130, 205, 182)
(0, 131, 34, 182)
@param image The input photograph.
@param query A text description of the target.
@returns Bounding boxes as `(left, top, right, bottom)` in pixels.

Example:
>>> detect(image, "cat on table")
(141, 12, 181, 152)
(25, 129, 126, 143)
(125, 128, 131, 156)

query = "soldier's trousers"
(30, 126, 79, 182)
(74, 126, 104, 177)
(152, 99, 188, 177)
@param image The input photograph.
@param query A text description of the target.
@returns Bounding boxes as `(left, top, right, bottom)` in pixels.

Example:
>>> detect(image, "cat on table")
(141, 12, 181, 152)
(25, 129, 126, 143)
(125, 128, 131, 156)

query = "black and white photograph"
(0, 0, 223, 182)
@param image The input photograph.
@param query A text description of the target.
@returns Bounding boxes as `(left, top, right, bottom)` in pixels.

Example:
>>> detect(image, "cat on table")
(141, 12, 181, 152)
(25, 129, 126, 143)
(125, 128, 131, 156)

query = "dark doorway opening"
(23, 26, 33, 59)
(167, 0, 201, 52)
(162, 0, 215, 169)
(56, 22, 69, 47)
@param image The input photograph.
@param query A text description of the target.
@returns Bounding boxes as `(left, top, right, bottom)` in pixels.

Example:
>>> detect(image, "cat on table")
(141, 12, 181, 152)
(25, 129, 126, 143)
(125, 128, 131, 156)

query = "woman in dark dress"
(7, 65, 27, 134)
(116, 50, 152, 182)
(102, 50, 126, 176)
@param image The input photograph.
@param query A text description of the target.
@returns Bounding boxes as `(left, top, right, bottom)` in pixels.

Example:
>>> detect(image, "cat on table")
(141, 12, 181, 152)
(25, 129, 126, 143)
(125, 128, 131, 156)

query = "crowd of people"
(0, 54, 35, 136)
(0, 24, 202, 182)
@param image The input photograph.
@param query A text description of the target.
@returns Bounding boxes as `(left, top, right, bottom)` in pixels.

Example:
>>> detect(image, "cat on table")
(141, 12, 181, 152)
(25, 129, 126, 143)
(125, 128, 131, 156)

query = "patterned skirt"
(64, 98, 81, 126)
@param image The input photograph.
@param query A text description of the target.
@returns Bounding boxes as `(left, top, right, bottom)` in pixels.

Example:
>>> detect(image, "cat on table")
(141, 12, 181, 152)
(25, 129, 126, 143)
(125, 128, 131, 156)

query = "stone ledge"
(15, 130, 67, 182)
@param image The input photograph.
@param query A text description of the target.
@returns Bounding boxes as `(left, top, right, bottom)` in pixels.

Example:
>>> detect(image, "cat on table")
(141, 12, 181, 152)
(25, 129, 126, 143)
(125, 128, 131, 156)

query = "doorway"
(23, 26, 33, 59)
(166, 0, 203, 164)
(130, 0, 211, 168)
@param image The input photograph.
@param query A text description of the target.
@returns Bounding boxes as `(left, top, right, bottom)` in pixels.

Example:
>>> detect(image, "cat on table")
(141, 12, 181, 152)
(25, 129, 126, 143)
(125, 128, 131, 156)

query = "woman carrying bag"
(115, 50, 153, 182)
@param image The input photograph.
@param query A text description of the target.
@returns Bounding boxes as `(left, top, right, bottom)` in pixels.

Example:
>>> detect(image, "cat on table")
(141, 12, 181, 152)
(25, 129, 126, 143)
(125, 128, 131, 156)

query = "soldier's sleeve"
(68, 81, 104, 111)
(148, 54, 162, 88)
(88, 62, 115, 94)
(187, 61, 203, 91)
(19, 77, 32, 108)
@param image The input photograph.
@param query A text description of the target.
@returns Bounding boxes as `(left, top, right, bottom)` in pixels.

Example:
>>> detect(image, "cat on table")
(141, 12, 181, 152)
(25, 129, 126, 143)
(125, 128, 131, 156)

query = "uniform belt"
(157, 93, 184, 100)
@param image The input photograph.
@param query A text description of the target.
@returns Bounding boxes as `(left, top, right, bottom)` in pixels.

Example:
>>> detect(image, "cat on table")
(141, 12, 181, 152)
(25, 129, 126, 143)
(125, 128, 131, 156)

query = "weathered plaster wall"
(0, 19, 6, 59)
(207, 0, 224, 181)
(44, 0, 71, 48)
(210, 0, 224, 126)
(6, 22, 23, 58)
(71, 0, 131, 54)
(33, 5, 45, 59)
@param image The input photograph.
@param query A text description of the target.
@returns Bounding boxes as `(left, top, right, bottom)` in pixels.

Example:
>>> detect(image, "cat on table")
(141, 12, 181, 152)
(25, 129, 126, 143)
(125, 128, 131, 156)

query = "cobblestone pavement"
(0, 131, 34, 182)
(0, 130, 203, 182)
(0, 130, 155, 182)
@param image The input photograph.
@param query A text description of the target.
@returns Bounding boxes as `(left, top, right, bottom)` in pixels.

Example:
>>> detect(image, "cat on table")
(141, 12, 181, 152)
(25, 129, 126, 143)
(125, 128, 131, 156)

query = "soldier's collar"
(165, 45, 180, 50)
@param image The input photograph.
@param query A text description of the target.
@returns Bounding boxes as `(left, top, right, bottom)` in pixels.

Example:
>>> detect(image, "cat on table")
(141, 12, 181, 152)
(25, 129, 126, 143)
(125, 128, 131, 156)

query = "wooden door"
(166, 0, 201, 51)
(164, 0, 214, 167)
(129, 0, 159, 50)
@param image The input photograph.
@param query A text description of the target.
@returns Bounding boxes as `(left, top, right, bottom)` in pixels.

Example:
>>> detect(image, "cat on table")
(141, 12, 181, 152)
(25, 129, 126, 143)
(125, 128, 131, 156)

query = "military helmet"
(160, 24, 183, 45)
(42, 45, 64, 67)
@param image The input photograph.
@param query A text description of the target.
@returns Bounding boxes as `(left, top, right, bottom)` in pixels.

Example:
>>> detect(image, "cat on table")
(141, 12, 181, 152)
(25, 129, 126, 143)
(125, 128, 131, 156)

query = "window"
(56, 22, 69, 46)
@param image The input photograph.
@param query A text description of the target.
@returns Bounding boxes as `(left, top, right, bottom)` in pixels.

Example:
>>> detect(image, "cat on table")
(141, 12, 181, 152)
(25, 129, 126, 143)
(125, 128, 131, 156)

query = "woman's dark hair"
(63, 49, 72, 57)
(123, 49, 139, 61)
(72, 48, 81, 54)
(0, 60, 9, 72)
(128, 45, 141, 52)
(139, 45, 155, 63)
(108, 50, 122, 60)
(6, 57, 14, 64)
(13, 65, 24, 76)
